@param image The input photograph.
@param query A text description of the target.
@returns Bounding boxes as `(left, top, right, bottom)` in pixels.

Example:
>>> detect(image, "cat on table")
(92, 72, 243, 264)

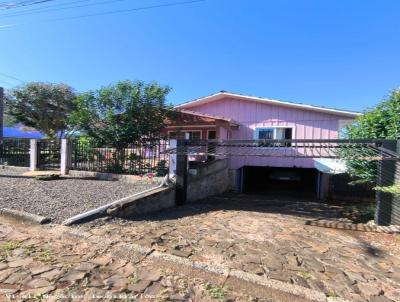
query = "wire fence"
(0, 138, 30, 167)
(71, 138, 170, 176)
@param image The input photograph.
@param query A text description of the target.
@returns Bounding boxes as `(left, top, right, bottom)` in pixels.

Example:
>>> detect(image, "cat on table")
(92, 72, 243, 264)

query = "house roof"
(178, 109, 239, 126)
(176, 91, 362, 118)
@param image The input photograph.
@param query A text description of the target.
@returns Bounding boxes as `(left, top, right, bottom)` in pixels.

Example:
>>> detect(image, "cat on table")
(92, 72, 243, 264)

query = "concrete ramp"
(63, 183, 175, 225)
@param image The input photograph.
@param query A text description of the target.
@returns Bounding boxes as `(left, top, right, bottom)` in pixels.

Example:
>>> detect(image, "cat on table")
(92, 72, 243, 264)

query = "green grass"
(203, 283, 226, 300)
(298, 271, 311, 279)
(326, 289, 338, 298)
(33, 248, 55, 264)
(128, 274, 140, 284)
(0, 240, 21, 259)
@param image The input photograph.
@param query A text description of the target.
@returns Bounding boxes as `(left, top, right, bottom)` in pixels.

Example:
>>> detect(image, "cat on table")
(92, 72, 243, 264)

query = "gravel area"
(0, 169, 157, 223)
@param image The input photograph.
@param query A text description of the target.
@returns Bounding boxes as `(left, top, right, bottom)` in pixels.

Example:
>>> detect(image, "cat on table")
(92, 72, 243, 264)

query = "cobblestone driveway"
(77, 193, 400, 302)
(0, 217, 279, 302)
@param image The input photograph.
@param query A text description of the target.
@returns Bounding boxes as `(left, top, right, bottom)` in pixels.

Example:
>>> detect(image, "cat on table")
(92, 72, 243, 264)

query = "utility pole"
(0, 87, 4, 139)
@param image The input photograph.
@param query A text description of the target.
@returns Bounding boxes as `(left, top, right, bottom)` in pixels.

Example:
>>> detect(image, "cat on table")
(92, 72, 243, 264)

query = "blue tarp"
(3, 126, 44, 139)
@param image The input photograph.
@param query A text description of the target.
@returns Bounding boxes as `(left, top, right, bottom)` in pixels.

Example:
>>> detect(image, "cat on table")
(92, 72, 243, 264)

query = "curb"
(53, 227, 349, 302)
(0, 165, 29, 172)
(305, 219, 400, 234)
(0, 208, 51, 225)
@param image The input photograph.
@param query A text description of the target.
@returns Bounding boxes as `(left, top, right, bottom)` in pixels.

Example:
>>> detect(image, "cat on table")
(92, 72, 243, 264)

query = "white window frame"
(254, 126, 295, 140)
(187, 130, 202, 140)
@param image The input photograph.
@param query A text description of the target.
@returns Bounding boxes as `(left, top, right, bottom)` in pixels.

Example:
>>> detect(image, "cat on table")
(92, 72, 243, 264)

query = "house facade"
(166, 91, 361, 198)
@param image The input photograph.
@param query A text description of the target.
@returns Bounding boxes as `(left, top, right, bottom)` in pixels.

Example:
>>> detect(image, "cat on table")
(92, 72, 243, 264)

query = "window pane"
(284, 128, 292, 139)
(208, 130, 216, 139)
(275, 128, 293, 139)
(275, 128, 285, 139)
(258, 129, 274, 139)
(188, 131, 201, 140)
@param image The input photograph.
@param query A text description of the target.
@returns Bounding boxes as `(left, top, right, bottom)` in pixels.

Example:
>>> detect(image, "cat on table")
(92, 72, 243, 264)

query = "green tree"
(3, 113, 16, 127)
(5, 82, 76, 139)
(344, 89, 400, 184)
(68, 80, 172, 173)
(69, 80, 172, 145)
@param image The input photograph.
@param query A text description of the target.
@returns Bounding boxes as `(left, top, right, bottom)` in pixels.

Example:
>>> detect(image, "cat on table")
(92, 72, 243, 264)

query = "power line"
(51, 0, 206, 22)
(0, 0, 56, 10)
(0, 0, 206, 25)
(0, 0, 129, 19)
(0, 0, 91, 17)
(0, 0, 205, 20)
(0, 79, 14, 87)
(0, 72, 25, 83)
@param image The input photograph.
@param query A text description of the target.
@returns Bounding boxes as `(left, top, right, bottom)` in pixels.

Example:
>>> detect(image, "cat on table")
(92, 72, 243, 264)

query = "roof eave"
(176, 92, 362, 118)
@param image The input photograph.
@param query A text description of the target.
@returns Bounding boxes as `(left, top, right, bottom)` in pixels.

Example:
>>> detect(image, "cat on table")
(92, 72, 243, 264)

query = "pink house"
(171, 91, 361, 198)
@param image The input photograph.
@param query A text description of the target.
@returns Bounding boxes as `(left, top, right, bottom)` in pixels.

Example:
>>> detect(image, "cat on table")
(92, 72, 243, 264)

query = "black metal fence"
(0, 138, 30, 167)
(175, 139, 400, 160)
(71, 138, 169, 176)
(37, 140, 61, 170)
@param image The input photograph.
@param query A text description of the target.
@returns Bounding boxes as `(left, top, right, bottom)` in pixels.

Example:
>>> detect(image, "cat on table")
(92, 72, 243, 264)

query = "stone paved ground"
(0, 217, 294, 302)
(76, 193, 400, 302)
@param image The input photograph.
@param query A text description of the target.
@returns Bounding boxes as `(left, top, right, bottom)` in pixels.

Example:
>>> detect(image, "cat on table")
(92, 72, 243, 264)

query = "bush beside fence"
(71, 138, 169, 176)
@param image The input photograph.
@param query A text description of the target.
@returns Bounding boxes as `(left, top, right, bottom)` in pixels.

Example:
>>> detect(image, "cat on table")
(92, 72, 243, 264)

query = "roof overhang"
(164, 108, 240, 128)
(176, 92, 362, 118)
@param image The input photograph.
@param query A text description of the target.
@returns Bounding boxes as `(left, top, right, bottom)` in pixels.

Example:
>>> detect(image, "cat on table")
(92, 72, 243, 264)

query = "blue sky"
(0, 0, 399, 112)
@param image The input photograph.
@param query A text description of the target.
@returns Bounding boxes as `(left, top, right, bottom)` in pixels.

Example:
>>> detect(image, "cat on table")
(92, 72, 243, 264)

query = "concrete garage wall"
(107, 186, 176, 218)
(187, 159, 231, 202)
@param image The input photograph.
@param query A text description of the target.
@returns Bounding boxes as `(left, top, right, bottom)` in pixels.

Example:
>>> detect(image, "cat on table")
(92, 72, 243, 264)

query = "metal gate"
(37, 140, 61, 170)
(171, 139, 400, 225)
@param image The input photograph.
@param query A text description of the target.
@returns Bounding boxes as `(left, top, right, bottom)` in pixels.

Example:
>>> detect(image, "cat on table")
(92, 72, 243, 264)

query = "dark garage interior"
(242, 166, 319, 198)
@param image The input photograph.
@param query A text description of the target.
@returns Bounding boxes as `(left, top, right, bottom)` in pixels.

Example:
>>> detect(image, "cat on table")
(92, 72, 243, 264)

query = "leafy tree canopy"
(345, 88, 400, 184)
(3, 113, 16, 127)
(69, 80, 172, 146)
(5, 82, 76, 139)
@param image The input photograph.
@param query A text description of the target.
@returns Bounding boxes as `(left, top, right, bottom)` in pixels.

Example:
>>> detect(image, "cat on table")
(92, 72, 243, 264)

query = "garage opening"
(242, 166, 319, 198)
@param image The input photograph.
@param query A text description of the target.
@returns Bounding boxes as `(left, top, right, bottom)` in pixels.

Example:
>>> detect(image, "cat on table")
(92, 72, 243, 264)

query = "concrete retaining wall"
(69, 159, 230, 220)
(187, 159, 231, 202)
(106, 186, 176, 218)
(69, 170, 164, 185)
